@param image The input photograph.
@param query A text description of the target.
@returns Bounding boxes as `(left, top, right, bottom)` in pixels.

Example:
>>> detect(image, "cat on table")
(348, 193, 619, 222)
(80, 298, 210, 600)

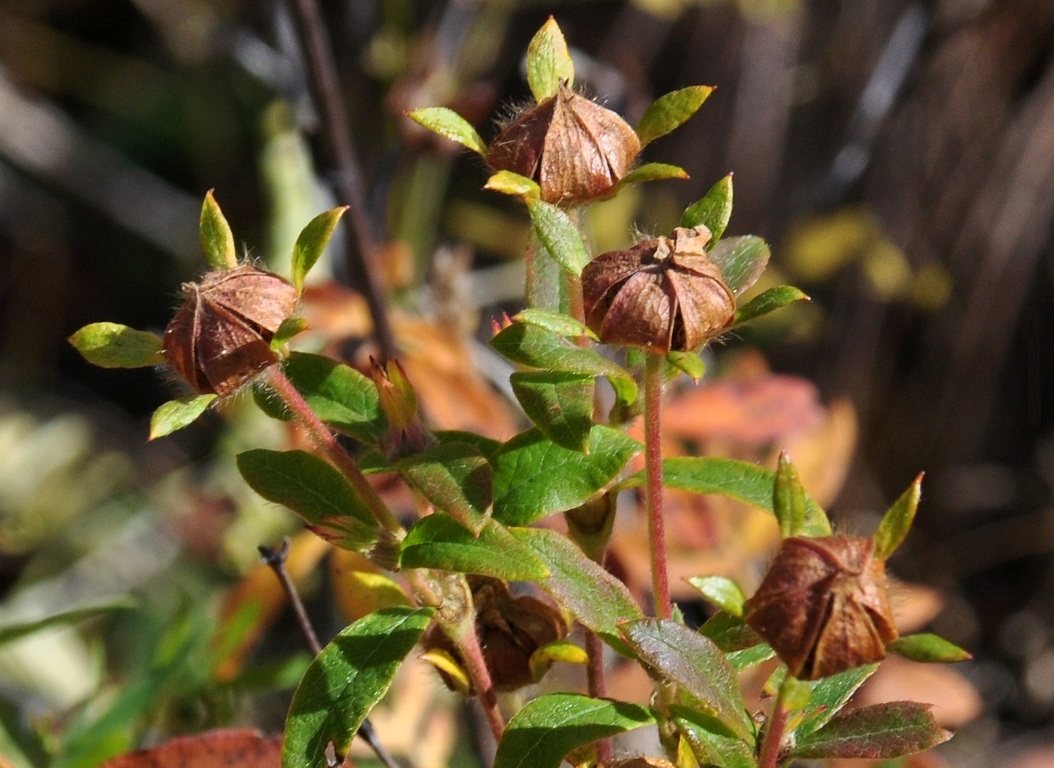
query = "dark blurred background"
(1, 1, 1052, 766)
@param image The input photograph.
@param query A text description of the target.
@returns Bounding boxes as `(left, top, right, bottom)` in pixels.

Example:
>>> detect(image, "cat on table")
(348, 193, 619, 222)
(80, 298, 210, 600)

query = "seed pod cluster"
(743, 535, 898, 681)
(163, 265, 298, 396)
(581, 226, 735, 353)
(486, 82, 640, 206)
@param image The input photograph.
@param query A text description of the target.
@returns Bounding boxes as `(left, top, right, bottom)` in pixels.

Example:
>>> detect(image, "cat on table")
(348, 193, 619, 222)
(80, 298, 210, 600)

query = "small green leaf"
(699, 612, 773, 671)
(666, 350, 705, 381)
(435, 430, 502, 461)
(795, 664, 879, 738)
(889, 633, 971, 664)
(406, 107, 487, 154)
(672, 706, 756, 768)
(237, 449, 378, 550)
(271, 316, 309, 350)
(526, 17, 574, 103)
(733, 285, 809, 326)
(686, 575, 746, 617)
(620, 619, 753, 742)
(396, 442, 492, 534)
(514, 527, 642, 651)
(200, 189, 237, 269)
(618, 162, 689, 186)
(283, 607, 434, 768)
(493, 426, 640, 526)
(255, 353, 386, 444)
(0, 600, 134, 646)
(149, 394, 216, 439)
(619, 457, 832, 536)
(485, 170, 541, 199)
(873, 473, 924, 560)
(400, 515, 549, 581)
(708, 235, 770, 296)
(782, 676, 814, 712)
(291, 207, 348, 294)
(527, 199, 591, 276)
(514, 308, 597, 340)
(681, 174, 733, 242)
(636, 86, 713, 147)
(774, 450, 808, 538)
(791, 702, 950, 760)
(68, 323, 164, 368)
(511, 371, 594, 451)
(491, 322, 637, 405)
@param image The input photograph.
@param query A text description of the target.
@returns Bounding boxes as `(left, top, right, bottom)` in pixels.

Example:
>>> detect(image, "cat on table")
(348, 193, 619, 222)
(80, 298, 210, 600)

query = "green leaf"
(514, 527, 642, 651)
(271, 316, 309, 350)
(619, 457, 832, 536)
(636, 86, 713, 147)
(511, 371, 594, 451)
(792, 702, 950, 760)
(795, 664, 878, 738)
(237, 449, 378, 550)
(283, 607, 434, 768)
(291, 207, 348, 294)
(889, 633, 971, 664)
(733, 285, 809, 326)
(485, 170, 541, 199)
(491, 322, 637, 405)
(514, 308, 597, 340)
(699, 612, 773, 670)
(686, 575, 746, 617)
(435, 430, 502, 460)
(681, 174, 733, 241)
(620, 619, 753, 742)
(200, 189, 237, 269)
(149, 394, 216, 439)
(672, 706, 756, 768)
(708, 235, 770, 297)
(774, 450, 808, 538)
(0, 600, 134, 646)
(400, 515, 549, 580)
(618, 162, 689, 186)
(255, 353, 386, 444)
(666, 350, 705, 381)
(68, 322, 164, 368)
(873, 473, 924, 560)
(406, 107, 487, 154)
(527, 199, 591, 276)
(494, 693, 652, 768)
(525, 17, 574, 103)
(396, 442, 492, 534)
(493, 426, 640, 526)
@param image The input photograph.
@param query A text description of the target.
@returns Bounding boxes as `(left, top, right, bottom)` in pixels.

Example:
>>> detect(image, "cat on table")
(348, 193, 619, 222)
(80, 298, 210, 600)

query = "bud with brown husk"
(743, 534, 898, 681)
(581, 225, 736, 353)
(486, 82, 640, 207)
(163, 264, 298, 396)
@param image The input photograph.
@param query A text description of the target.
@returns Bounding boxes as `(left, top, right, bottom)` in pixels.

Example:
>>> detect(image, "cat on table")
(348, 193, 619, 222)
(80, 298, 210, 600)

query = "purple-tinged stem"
(758, 679, 792, 768)
(643, 353, 671, 619)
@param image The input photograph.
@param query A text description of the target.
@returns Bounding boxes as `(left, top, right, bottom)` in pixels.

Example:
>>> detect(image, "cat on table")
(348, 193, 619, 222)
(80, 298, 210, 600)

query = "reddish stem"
(643, 353, 671, 619)
(266, 366, 401, 534)
(585, 629, 613, 763)
(758, 680, 791, 768)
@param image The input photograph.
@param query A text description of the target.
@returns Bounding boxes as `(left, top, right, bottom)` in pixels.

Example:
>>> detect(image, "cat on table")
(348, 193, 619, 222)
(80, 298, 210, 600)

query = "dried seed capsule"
(743, 535, 898, 681)
(163, 265, 298, 396)
(486, 82, 640, 206)
(581, 226, 735, 353)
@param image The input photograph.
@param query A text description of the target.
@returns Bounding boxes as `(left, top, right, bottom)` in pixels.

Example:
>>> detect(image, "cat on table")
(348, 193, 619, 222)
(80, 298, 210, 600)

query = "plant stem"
(585, 629, 613, 764)
(643, 353, 671, 619)
(259, 539, 404, 768)
(267, 366, 402, 534)
(282, 0, 396, 360)
(758, 677, 792, 768)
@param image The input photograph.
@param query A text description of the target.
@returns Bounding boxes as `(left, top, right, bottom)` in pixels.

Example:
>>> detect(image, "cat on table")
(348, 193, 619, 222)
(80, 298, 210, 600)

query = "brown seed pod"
(581, 226, 735, 353)
(163, 264, 298, 396)
(486, 82, 640, 206)
(424, 576, 568, 692)
(743, 535, 898, 681)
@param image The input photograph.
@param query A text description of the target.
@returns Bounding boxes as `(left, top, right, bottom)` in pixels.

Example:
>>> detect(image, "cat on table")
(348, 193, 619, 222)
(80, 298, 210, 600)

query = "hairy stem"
(259, 540, 403, 768)
(643, 353, 671, 619)
(585, 629, 613, 763)
(758, 678, 792, 768)
(267, 366, 402, 534)
(283, 0, 396, 360)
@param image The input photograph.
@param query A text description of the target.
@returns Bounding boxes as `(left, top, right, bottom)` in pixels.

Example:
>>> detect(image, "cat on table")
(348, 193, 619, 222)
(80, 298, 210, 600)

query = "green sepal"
(149, 394, 216, 440)
(68, 322, 164, 368)
(636, 86, 714, 147)
(199, 189, 237, 269)
(291, 206, 347, 293)
(406, 107, 487, 154)
(526, 17, 575, 103)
